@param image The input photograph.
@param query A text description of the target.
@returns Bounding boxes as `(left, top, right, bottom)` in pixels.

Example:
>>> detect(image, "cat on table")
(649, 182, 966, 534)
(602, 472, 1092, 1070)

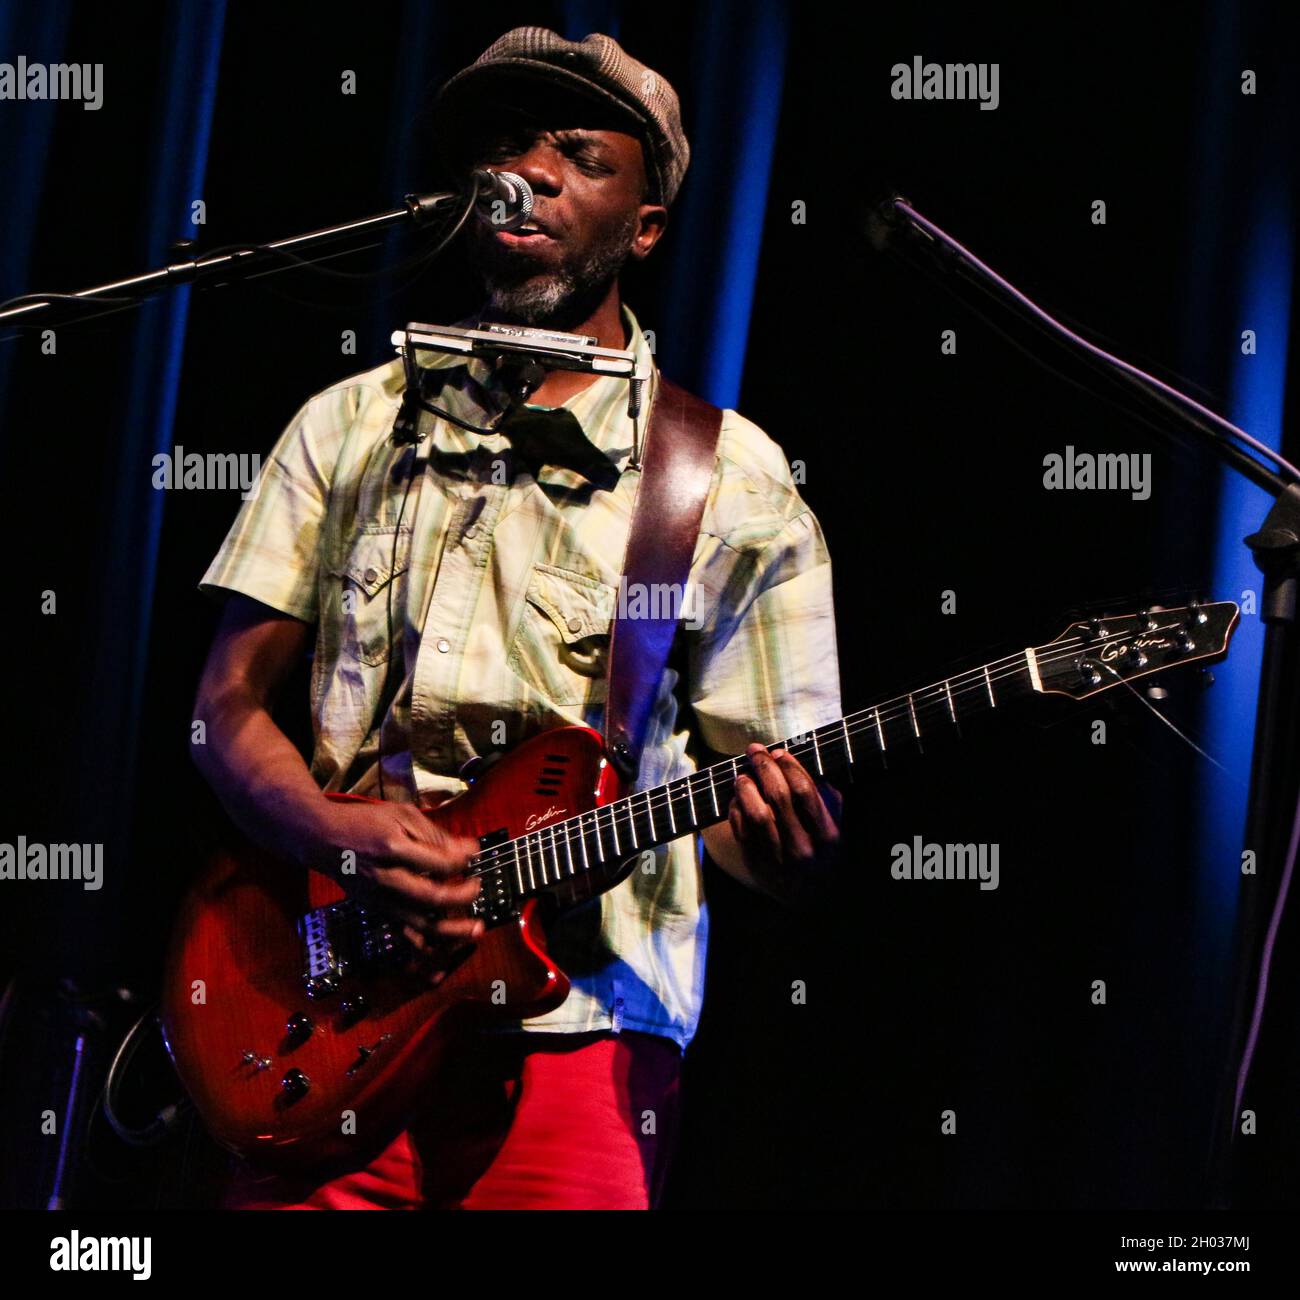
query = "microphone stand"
(869, 195, 1300, 1210)
(0, 188, 473, 331)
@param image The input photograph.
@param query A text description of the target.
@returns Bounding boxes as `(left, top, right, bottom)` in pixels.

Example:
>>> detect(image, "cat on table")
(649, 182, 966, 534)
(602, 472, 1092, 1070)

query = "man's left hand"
(724, 742, 842, 906)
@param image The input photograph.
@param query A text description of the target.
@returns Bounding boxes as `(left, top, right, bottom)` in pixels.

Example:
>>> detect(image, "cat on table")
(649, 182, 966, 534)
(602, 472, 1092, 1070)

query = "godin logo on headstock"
(525, 806, 567, 830)
(1099, 634, 1172, 663)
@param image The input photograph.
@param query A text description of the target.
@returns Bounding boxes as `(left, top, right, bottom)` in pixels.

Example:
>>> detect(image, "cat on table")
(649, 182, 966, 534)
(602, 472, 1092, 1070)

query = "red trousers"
(222, 1030, 682, 1210)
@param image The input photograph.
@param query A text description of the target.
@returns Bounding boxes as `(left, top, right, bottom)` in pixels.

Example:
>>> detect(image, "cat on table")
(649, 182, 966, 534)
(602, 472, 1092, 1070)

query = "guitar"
(162, 599, 1240, 1169)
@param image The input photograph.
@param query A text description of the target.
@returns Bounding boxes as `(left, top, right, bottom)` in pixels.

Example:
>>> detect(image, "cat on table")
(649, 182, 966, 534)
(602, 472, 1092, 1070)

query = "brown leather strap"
(603, 374, 723, 782)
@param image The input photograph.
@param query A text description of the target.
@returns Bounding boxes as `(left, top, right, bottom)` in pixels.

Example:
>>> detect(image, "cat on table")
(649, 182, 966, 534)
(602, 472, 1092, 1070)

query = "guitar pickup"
(471, 828, 516, 926)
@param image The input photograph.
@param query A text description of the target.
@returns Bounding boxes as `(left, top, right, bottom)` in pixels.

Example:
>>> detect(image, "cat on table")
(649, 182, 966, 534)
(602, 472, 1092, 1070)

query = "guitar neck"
(474, 643, 1046, 909)
(471, 596, 1242, 920)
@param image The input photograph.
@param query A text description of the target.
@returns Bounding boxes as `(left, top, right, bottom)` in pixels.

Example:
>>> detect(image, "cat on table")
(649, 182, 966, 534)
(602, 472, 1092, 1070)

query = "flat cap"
(432, 27, 690, 207)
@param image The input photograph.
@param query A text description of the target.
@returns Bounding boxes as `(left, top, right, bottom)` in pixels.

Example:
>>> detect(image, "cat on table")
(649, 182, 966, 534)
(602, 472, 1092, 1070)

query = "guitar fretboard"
(469, 638, 1070, 921)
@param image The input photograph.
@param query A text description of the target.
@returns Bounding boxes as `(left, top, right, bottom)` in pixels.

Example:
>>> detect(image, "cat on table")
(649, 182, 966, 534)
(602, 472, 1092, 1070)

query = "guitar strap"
(603, 373, 723, 784)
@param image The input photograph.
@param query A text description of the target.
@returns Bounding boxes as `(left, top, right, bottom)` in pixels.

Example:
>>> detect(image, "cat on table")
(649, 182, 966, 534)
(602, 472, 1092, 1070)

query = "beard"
(468, 208, 641, 328)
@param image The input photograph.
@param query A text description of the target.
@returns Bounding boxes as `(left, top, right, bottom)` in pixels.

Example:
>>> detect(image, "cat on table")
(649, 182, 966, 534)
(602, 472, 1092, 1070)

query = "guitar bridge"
(297, 900, 407, 998)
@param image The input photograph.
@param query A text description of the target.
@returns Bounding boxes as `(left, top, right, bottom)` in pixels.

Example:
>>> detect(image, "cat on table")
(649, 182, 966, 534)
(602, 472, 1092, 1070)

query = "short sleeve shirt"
(199, 304, 842, 1050)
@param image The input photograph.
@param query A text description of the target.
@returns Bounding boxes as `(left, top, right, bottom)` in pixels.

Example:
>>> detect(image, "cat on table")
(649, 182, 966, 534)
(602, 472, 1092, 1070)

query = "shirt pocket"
(329, 525, 411, 666)
(508, 563, 617, 706)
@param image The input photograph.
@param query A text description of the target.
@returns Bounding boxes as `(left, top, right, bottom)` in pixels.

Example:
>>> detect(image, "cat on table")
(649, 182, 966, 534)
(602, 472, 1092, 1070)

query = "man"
(192, 27, 842, 1210)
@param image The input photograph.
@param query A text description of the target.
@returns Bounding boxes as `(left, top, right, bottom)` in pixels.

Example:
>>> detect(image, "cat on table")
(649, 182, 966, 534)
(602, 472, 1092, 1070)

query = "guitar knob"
(285, 1012, 313, 1044)
(281, 1068, 311, 1100)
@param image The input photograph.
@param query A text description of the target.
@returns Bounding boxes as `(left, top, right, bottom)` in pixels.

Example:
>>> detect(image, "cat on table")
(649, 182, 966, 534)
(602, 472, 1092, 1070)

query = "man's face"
(463, 105, 667, 327)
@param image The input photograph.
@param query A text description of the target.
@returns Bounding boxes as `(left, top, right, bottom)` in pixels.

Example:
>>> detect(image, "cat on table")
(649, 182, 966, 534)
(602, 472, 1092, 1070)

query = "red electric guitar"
(162, 600, 1240, 1170)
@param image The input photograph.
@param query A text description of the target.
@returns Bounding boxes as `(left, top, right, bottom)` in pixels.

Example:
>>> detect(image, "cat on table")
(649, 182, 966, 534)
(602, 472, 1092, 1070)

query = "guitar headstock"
(1034, 600, 1241, 699)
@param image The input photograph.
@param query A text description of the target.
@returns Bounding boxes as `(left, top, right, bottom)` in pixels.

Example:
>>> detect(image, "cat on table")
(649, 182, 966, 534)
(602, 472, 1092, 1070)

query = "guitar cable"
(376, 438, 424, 805)
(376, 350, 552, 802)
(99, 1005, 188, 1147)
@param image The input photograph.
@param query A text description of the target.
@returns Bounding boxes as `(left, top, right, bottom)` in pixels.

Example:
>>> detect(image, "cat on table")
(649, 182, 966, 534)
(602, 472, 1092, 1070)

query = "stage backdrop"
(0, 0, 1296, 1210)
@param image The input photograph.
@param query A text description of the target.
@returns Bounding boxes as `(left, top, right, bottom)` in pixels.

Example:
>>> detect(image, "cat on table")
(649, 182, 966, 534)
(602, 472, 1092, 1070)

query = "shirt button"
(463, 525, 477, 540)
(363, 567, 378, 584)
(436, 638, 451, 653)
(566, 617, 582, 634)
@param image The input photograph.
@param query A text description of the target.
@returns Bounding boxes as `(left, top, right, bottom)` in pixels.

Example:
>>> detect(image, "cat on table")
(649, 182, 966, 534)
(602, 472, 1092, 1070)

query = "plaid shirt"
(199, 304, 841, 1049)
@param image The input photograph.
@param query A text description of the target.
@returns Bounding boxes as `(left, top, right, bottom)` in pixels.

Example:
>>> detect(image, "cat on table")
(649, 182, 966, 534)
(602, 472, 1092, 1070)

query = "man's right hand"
(192, 596, 485, 984)
(300, 800, 485, 984)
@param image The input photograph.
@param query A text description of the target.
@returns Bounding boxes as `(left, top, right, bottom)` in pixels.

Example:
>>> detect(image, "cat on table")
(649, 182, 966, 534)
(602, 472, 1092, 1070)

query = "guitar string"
(471, 617, 1213, 885)
(468, 637, 1085, 877)
(1097, 660, 1228, 774)
(470, 617, 1210, 882)
(300, 620, 1215, 931)
(472, 612, 1206, 876)
(303, 617, 1222, 934)
(314, 642, 1067, 929)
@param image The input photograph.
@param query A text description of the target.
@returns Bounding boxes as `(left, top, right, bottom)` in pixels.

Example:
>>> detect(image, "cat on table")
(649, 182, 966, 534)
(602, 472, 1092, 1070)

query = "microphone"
(470, 169, 534, 231)
(405, 169, 534, 232)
